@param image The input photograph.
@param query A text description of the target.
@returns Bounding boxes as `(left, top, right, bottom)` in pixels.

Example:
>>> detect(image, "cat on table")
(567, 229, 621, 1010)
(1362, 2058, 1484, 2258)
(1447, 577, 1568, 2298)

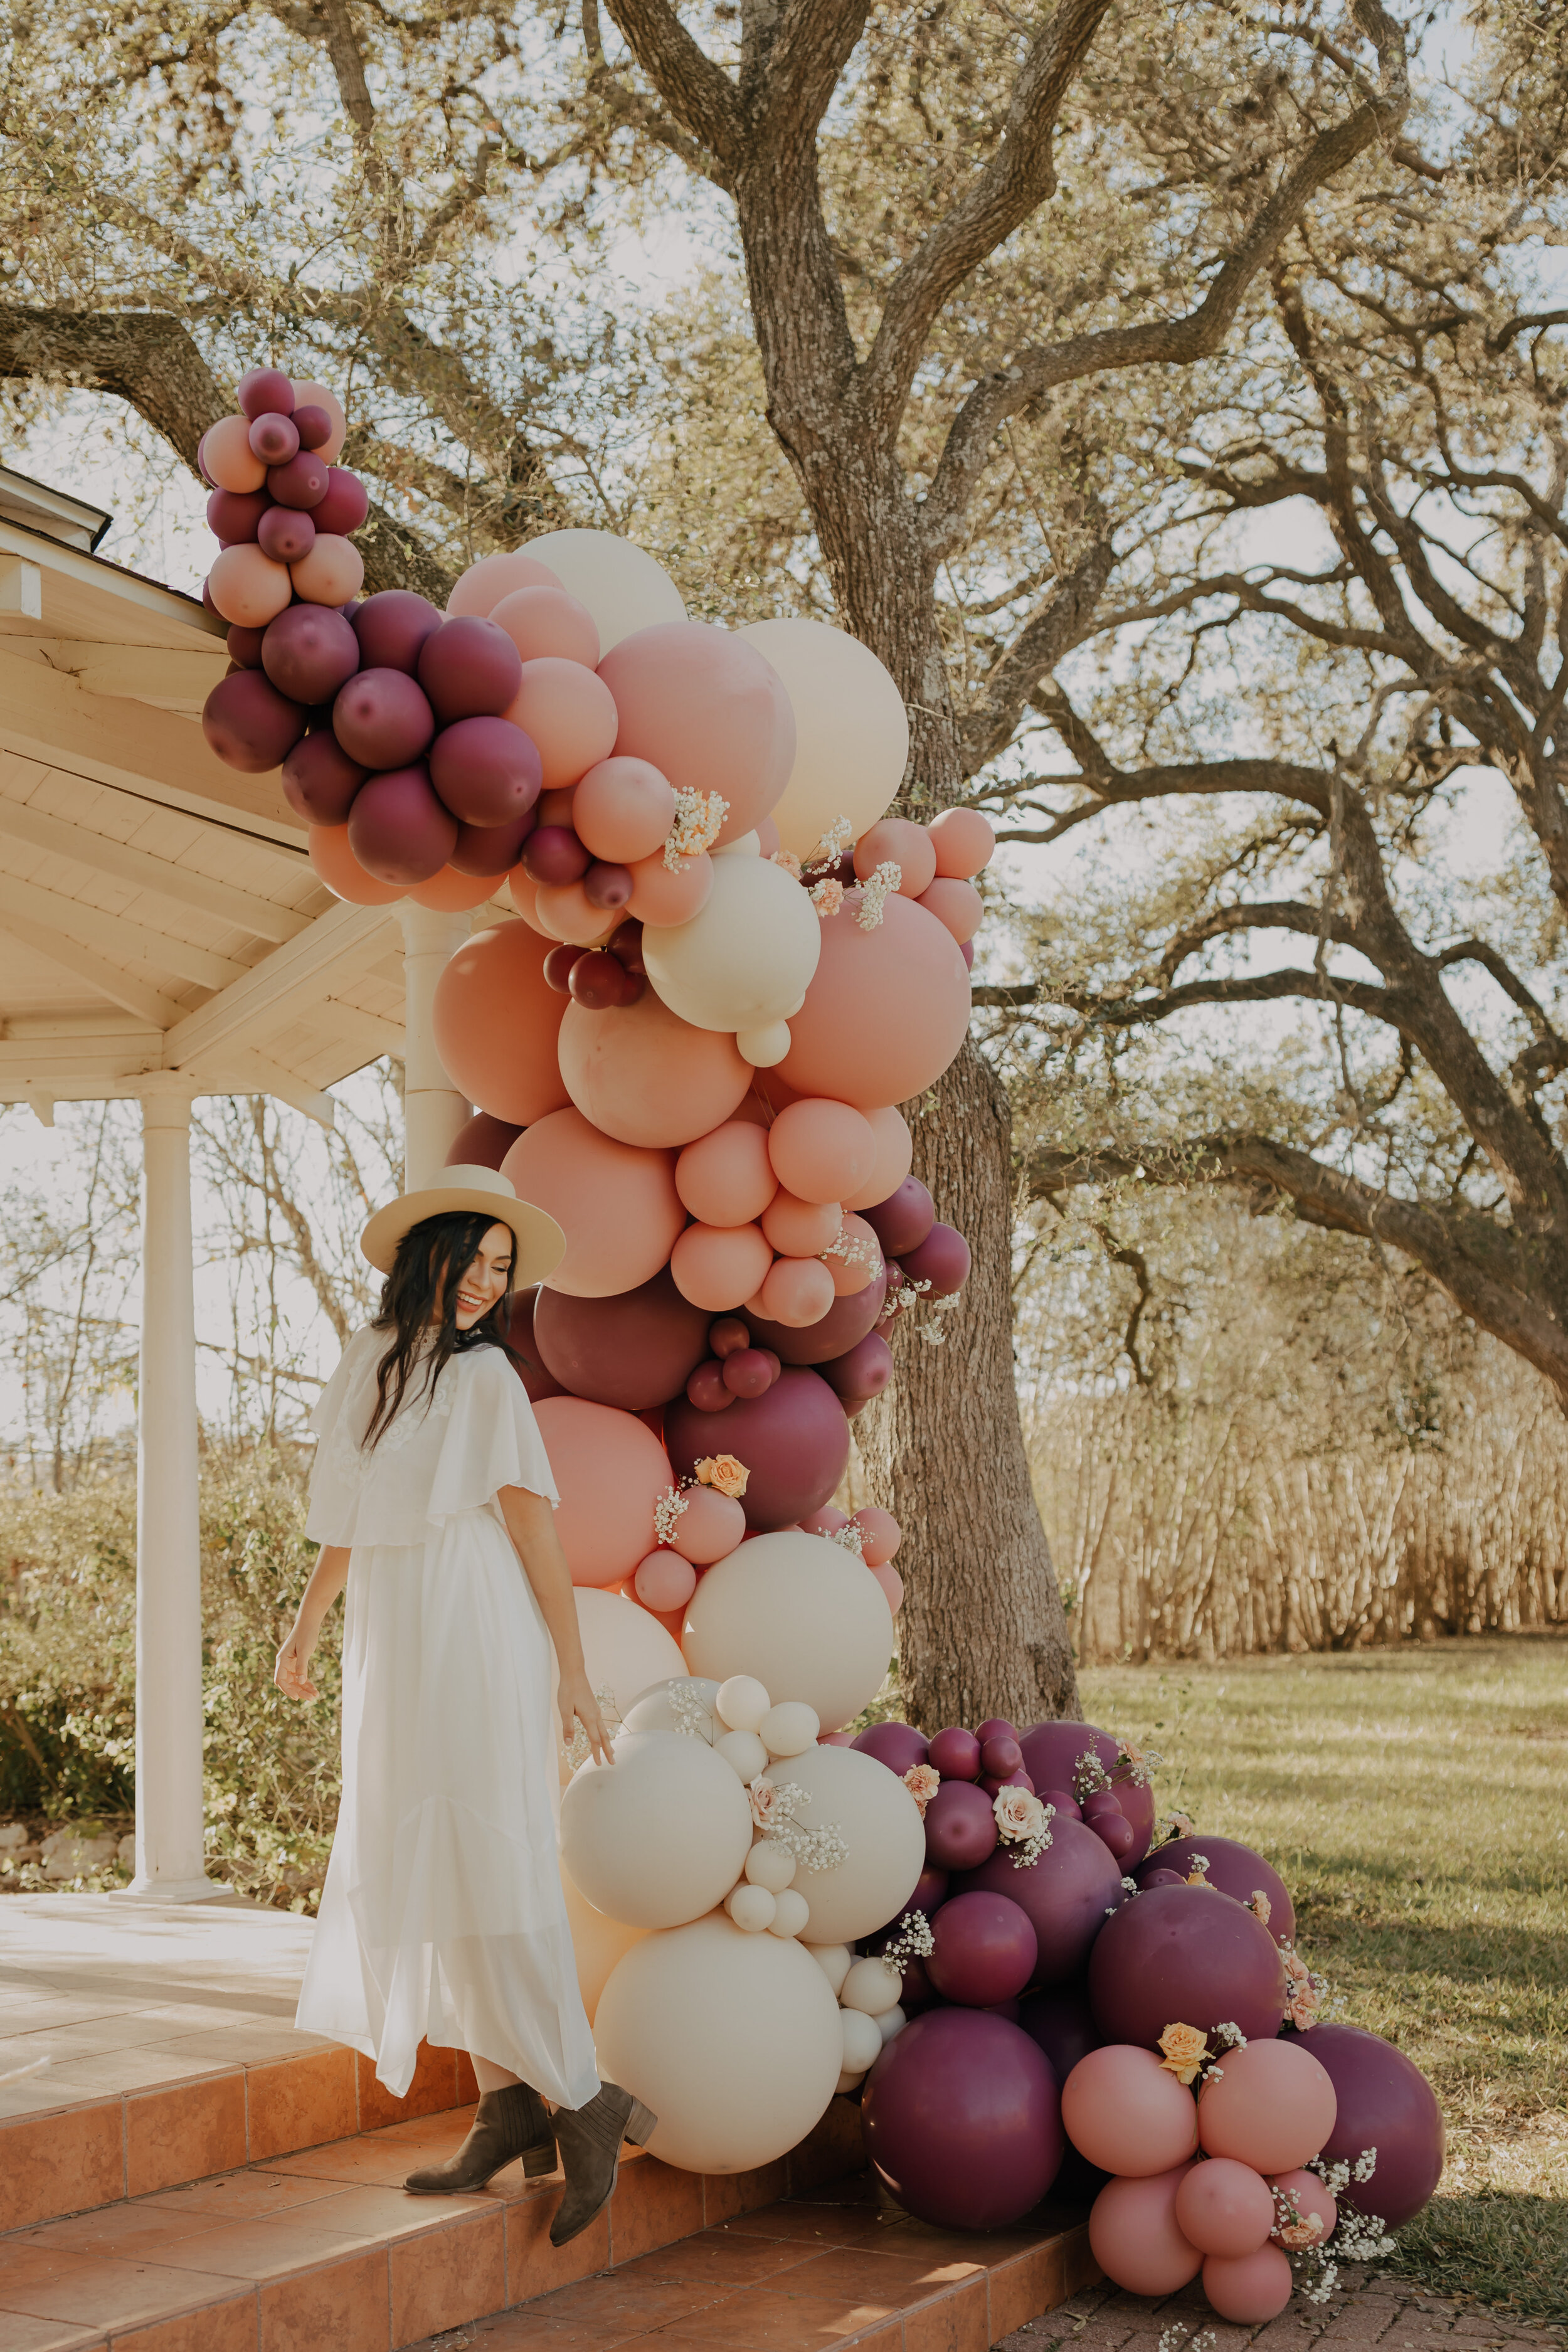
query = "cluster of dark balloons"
(542, 919, 647, 1010)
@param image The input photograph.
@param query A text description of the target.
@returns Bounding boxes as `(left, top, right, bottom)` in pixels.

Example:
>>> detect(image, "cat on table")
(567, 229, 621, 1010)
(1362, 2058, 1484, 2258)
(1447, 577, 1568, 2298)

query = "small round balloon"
(1173, 2157, 1276, 2259)
(1088, 2167, 1202, 2297)
(1060, 2046, 1200, 2178)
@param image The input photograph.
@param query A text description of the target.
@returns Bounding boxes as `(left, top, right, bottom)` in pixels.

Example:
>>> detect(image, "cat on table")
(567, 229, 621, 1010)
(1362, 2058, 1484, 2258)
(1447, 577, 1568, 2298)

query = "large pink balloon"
(447, 550, 564, 617)
(504, 1110, 684, 1298)
(1061, 2046, 1200, 2178)
(501, 657, 620, 790)
(674, 1121, 778, 1227)
(489, 585, 601, 669)
(1174, 2157, 1276, 2257)
(598, 623, 795, 846)
(558, 990, 752, 1149)
(432, 921, 569, 1126)
(843, 1106, 914, 1212)
(1088, 2166, 1202, 2297)
(780, 894, 972, 1108)
(670, 1222, 773, 1313)
(1199, 2038, 1337, 2175)
(1202, 2245, 1294, 2323)
(532, 1397, 672, 1586)
(767, 1099, 877, 1205)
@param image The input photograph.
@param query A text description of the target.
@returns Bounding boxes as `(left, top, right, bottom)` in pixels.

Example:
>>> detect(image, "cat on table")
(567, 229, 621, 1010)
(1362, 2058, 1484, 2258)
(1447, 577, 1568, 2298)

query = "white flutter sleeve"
(426, 1345, 560, 1522)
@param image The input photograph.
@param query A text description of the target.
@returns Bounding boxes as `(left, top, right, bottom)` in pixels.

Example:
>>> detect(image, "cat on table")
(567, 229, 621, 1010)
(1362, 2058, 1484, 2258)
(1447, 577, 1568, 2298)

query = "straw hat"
(360, 1163, 566, 1285)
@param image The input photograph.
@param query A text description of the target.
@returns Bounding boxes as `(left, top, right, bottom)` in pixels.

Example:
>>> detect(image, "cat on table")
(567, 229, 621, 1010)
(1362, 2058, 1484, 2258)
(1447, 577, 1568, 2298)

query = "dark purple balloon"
(352, 590, 443, 674)
(248, 410, 299, 465)
(262, 603, 360, 706)
(1089, 1812, 1136, 1860)
(664, 1365, 849, 1530)
(292, 404, 332, 452)
(1137, 1836, 1295, 1946)
(923, 1779, 997, 1872)
(981, 1735, 1023, 1777)
(569, 950, 640, 1009)
(981, 1769, 1034, 1798)
(862, 2010, 1063, 2232)
(257, 504, 315, 563)
(280, 728, 368, 825)
(853, 1721, 930, 1777)
(534, 1267, 711, 1413)
(1038, 1786, 1082, 1823)
(521, 825, 591, 886)
(741, 1273, 886, 1369)
(1293, 2023, 1444, 2227)
(609, 919, 645, 975)
(333, 667, 436, 770)
(585, 859, 633, 910)
(1019, 1988, 1110, 2203)
(418, 614, 523, 723)
(201, 671, 307, 773)
(446, 1111, 523, 1172)
(686, 1360, 732, 1412)
(908, 1865, 948, 1915)
(1088, 1883, 1286, 2050)
(722, 1347, 773, 1399)
(429, 714, 543, 828)
(862, 1176, 936, 1259)
(238, 366, 295, 421)
(901, 1221, 970, 1296)
(226, 623, 266, 669)
(449, 808, 537, 877)
(818, 1330, 894, 1402)
(206, 487, 268, 544)
(899, 1955, 936, 2013)
(310, 466, 369, 537)
(267, 450, 331, 510)
(961, 1816, 1126, 1986)
(976, 1717, 1017, 1745)
(1141, 1867, 1187, 1889)
(928, 1727, 982, 1782)
(347, 761, 457, 884)
(1020, 1722, 1155, 1866)
(928, 1891, 1037, 2008)
(505, 1286, 567, 1404)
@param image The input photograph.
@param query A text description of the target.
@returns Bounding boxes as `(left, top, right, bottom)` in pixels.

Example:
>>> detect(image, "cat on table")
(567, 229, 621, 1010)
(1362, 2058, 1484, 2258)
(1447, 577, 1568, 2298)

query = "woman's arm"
(275, 1544, 351, 1701)
(497, 1485, 613, 1766)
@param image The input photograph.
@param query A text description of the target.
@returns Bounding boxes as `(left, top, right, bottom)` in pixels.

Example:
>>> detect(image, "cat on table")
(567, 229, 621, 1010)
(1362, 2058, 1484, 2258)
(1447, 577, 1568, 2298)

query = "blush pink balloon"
(447, 550, 564, 617)
(854, 817, 937, 899)
(675, 1120, 778, 1226)
(780, 893, 973, 1109)
(432, 920, 570, 1126)
(826, 1214, 882, 1296)
(854, 1508, 901, 1566)
(627, 849, 714, 926)
(1061, 2047, 1201, 2178)
(1089, 2168, 1202, 2297)
(1175, 2158, 1276, 2257)
(534, 879, 617, 946)
(558, 990, 752, 1149)
(870, 1562, 904, 1613)
(1198, 2038, 1337, 2175)
(843, 1106, 914, 1212)
(288, 382, 347, 462)
(203, 414, 267, 494)
(502, 656, 620, 790)
(633, 1548, 698, 1613)
(1202, 2245, 1295, 2323)
(207, 543, 292, 627)
(670, 1222, 774, 1313)
(767, 1098, 878, 1205)
(929, 806, 995, 879)
(504, 1110, 684, 1299)
(532, 1397, 671, 1586)
(408, 866, 498, 912)
(758, 1255, 835, 1328)
(760, 1191, 842, 1257)
(667, 1484, 746, 1565)
(598, 622, 796, 845)
(1268, 2168, 1337, 2248)
(307, 824, 406, 906)
(918, 877, 983, 945)
(489, 584, 601, 668)
(573, 756, 678, 864)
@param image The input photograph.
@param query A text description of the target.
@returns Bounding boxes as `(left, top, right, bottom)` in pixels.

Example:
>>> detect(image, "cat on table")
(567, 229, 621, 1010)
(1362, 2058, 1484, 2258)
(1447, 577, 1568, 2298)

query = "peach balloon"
(1197, 2038, 1337, 2176)
(918, 877, 983, 945)
(627, 850, 714, 928)
(870, 1562, 903, 1613)
(574, 757, 679, 866)
(504, 1110, 684, 1298)
(448, 550, 564, 617)
(759, 1255, 836, 1328)
(843, 1106, 914, 1212)
(929, 806, 995, 879)
(1268, 2168, 1337, 2248)
(1062, 2047, 1201, 2178)
(208, 543, 292, 627)
(780, 893, 972, 1110)
(1202, 2245, 1295, 2323)
(204, 413, 267, 494)
(408, 866, 498, 912)
(533, 1397, 672, 1586)
(825, 1213, 882, 1295)
(489, 585, 601, 668)
(854, 817, 936, 899)
(290, 534, 364, 607)
(598, 622, 796, 846)
(670, 1222, 773, 1313)
(1088, 2167, 1202, 2297)
(537, 787, 578, 829)
(289, 382, 348, 464)
(1175, 2158, 1276, 2258)
(760, 1192, 842, 1258)
(535, 879, 618, 947)
(668, 1485, 747, 1565)
(675, 1121, 778, 1227)
(308, 824, 405, 906)
(633, 1548, 699, 1613)
(558, 989, 752, 1150)
(502, 657, 620, 790)
(854, 1508, 901, 1566)
(433, 921, 571, 1128)
(767, 1098, 877, 1205)
(507, 866, 554, 938)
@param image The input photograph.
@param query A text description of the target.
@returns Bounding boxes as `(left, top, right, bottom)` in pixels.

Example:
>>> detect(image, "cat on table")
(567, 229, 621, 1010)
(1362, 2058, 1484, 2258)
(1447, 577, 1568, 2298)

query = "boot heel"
(624, 2099, 657, 2148)
(522, 2140, 558, 2178)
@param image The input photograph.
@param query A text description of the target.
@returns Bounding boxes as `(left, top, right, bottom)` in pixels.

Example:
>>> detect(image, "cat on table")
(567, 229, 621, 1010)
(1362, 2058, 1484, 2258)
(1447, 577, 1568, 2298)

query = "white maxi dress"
(295, 1324, 600, 2109)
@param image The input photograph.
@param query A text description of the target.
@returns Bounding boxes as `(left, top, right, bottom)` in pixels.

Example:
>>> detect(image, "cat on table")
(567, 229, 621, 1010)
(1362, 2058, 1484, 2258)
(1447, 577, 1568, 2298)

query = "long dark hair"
(365, 1210, 517, 1447)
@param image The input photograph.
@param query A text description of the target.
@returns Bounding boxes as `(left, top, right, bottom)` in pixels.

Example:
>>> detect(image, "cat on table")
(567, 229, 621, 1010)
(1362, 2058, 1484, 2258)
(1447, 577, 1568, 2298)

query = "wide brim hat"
(360, 1163, 566, 1285)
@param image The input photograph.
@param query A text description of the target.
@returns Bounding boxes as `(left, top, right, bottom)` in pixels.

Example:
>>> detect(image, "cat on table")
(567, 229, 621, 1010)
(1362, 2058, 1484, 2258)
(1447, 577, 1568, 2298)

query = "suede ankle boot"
(548, 2081, 657, 2246)
(404, 2082, 556, 2194)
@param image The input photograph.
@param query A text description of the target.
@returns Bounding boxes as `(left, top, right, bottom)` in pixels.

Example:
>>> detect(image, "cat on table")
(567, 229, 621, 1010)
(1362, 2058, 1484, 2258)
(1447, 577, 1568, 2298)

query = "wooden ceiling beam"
(0, 797, 311, 943)
(0, 870, 246, 993)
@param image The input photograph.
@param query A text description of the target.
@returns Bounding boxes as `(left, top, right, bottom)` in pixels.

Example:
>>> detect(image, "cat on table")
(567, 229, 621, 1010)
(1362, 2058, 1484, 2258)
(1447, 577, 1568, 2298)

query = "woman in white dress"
(273, 1162, 654, 2245)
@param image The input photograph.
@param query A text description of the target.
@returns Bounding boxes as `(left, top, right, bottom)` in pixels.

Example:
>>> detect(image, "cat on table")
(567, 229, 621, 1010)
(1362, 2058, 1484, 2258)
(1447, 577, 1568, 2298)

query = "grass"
(1079, 1638, 1568, 2325)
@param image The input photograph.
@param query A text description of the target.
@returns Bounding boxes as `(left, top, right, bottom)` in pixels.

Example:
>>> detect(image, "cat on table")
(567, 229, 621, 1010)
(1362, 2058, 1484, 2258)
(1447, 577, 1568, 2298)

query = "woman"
(274, 1160, 654, 2245)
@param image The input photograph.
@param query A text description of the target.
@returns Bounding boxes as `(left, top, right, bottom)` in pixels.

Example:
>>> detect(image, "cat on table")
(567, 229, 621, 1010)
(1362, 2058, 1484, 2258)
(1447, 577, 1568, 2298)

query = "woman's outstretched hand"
(559, 1671, 613, 1767)
(275, 1621, 320, 1702)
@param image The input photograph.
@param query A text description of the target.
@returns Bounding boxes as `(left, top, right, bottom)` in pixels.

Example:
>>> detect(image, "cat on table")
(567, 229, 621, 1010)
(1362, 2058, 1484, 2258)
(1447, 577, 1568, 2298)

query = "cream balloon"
(738, 1020, 793, 1068)
(521, 529, 686, 653)
(745, 1840, 798, 1892)
(575, 1589, 687, 1725)
(840, 1955, 903, 2016)
(561, 1865, 647, 2024)
(840, 2009, 883, 2073)
(561, 1729, 753, 1929)
(643, 853, 821, 1036)
(715, 1674, 771, 1733)
(737, 618, 909, 862)
(620, 1676, 720, 1743)
(877, 2005, 907, 2045)
(714, 1728, 770, 1783)
(726, 1883, 776, 1933)
(765, 1742, 926, 1946)
(768, 1888, 811, 1939)
(807, 1942, 853, 1994)
(682, 1532, 896, 1731)
(713, 830, 761, 858)
(593, 1912, 842, 2172)
(760, 1700, 820, 1757)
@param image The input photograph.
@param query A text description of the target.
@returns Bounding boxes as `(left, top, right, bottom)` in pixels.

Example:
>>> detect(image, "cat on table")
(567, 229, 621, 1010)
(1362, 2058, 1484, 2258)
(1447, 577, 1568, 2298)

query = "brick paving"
(1000, 2270, 1565, 2352)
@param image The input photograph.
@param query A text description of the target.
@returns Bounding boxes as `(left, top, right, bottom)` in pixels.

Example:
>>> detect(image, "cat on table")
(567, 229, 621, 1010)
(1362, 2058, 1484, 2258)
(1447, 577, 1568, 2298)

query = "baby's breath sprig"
(876, 1909, 936, 1980)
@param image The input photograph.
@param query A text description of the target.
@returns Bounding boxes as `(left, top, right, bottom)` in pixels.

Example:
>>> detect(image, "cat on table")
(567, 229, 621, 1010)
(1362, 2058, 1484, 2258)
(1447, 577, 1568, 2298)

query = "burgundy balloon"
(332, 668, 437, 770)
(981, 1735, 1024, 1778)
(709, 1318, 750, 1359)
(928, 1727, 982, 1782)
(445, 1112, 524, 1172)
(280, 728, 368, 825)
(585, 860, 634, 910)
(928, 1891, 1039, 2008)
(901, 1221, 971, 1296)
(1038, 1786, 1083, 1823)
(1018, 1987, 1110, 2201)
(686, 1360, 733, 1412)
(569, 950, 640, 1009)
(543, 946, 580, 994)
(1089, 1812, 1137, 1861)
(266, 450, 331, 510)
(506, 1287, 567, 1404)
(1020, 1722, 1155, 1865)
(862, 1176, 936, 1259)
(206, 488, 269, 544)
(1137, 1836, 1295, 1946)
(981, 1769, 1034, 1798)
(292, 404, 332, 452)
(898, 1955, 937, 2013)
(665, 1365, 848, 1530)
(1294, 2023, 1444, 2226)
(346, 762, 457, 884)
(352, 590, 443, 674)
(818, 1329, 894, 1403)
(534, 1266, 712, 1414)
(1088, 1883, 1287, 2051)
(450, 808, 537, 877)
(257, 504, 316, 563)
(722, 1348, 774, 1399)
(310, 466, 368, 536)
(201, 579, 219, 618)
(226, 623, 266, 669)
(740, 1273, 886, 1369)
(248, 411, 299, 466)
(521, 825, 591, 886)
(429, 714, 543, 829)
(609, 919, 645, 975)
(238, 367, 295, 421)
(923, 1779, 997, 1872)
(418, 615, 524, 723)
(960, 1816, 1128, 1986)
(1142, 1867, 1187, 1890)
(262, 604, 360, 706)
(909, 1865, 949, 1915)
(201, 671, 307, 774)
(1081, 1789, 1122, 1818)
(862, 2010, 1063, 2232)
(852, 1720, 930, 1776)
(976, 1717, 1017, 1745)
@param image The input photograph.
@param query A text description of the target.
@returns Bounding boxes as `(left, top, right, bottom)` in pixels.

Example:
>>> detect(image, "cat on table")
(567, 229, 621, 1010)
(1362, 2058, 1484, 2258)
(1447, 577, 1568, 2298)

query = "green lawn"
(1080, 1640, 1568, 2324)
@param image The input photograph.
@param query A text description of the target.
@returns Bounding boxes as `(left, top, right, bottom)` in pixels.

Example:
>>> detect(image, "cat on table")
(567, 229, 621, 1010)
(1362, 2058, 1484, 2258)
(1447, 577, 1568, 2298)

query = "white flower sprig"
(663, 787, 728, 869)
(876, 1909, 936, 1980)
(827, 1520, 867, 1557)
(666, 1679, 713, 1740)
(802, 815, 852, 871)
(748, 1777, 848, 1872)
(653, 1484, 691, 1547)
(854, 861, 901, 930)
(822, 1222, 883, 1281)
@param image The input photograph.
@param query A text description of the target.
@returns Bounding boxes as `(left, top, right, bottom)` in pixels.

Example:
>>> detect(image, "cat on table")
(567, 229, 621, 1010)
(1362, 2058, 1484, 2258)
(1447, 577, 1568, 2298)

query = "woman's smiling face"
(451, 1222, 514, 1329)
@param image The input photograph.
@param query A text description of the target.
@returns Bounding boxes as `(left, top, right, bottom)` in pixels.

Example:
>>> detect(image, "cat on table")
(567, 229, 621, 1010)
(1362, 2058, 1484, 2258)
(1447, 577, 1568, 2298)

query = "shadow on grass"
(1392, 2193, 1568, 2324)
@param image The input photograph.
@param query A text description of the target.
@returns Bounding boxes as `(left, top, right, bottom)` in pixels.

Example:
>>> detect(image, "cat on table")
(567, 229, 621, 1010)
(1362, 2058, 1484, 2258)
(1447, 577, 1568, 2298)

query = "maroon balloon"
(817, 1330, 894, 1404)
(862, 1175, 936, 1259)
(280, 728, 368, 825)
(664, 1365, 849, 1530)
(686, 1360, 732, 1412)
(1018, 1987, 1110, 2201)
(248, 411, 299, 466)
(445, 1111, 524, 1172)
(429, 714, 543, 828)
(901, 1221, 970, 1296)
(583, 859, 633, 911)
(1293, 2023, 1444, 2227)
(543, 946, 580, 994)
(976, 1717, 1017, 1745)
(1019, 1722, 1155, 1865)
(353, 590, 443, 674)
(505, 1287, 566, 1404)
(928, 1727, 982, 1781)
(238, 366, 295, 420)
(1038, 1786, 1082, 1823)
(722, 1348, 773, 1399)
(418, 615, 524, 723)
(923, 1779, 997, 1872)
(310, 465, 369, 537)
(1088, 1812, 1136, 1860)
(1141, 1867, 1186, 1889)
(534, 1266, 711, 1413)
(449, 808, 537, 877)
(928, 1891, 1037, 2008)
(1136, 1836, 1295, 1946)
(1088, 1883, 1286, 2050)
(333, 668, 436, 770)
(709, 1318, 750, 1359)
(206, 487, 269, 544)
(852, 1720, 930, 1777)
(521, 825, 591, 886)
(257, 504, 315, 564)
(226, 623, 266, 669)
(980, 1735, 1023, 1777)
(569, 950, 640, 1009)
(909, 1865, 948, 1915)
(262, 603, 359, 705)
(292, 404, 332, 452)
(862, 2010, 1063, 2232)
(1081, 1789, 1121, 1818)
(739, 1271, 886, 1369)
(898, 1955, 936, 2013)
(347, 762, 457, 884)
(267, 450, 331, 510)
(961, 1816, 1127, 1986)
(609, 919, 645, 975)
(982, 1769, 1034, 1798)
(201, 671, 307, 773)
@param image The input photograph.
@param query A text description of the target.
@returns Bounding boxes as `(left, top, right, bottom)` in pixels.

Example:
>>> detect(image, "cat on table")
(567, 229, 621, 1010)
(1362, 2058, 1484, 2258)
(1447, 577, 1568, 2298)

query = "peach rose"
(695, 1453, 749, 1499)
(994, 1788, 1047, 1845)
(902, 1764, 940, 1816)
(1282, 1949, 1319, 2029)
(749, 1777, 782, 1831)
(1157, 2021, 1209, 2085)
(1249, 1890, 1273, 1929)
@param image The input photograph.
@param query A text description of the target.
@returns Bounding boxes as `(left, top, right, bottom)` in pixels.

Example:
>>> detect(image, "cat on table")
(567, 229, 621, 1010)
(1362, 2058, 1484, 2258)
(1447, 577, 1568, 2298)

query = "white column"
(397, 902, 472, 1188)
(126, 1080, 218, 1901)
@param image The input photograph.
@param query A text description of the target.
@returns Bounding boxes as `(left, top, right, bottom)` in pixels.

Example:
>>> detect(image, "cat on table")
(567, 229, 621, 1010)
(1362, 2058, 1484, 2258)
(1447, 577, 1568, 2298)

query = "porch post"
(396, 902, 472, 1187)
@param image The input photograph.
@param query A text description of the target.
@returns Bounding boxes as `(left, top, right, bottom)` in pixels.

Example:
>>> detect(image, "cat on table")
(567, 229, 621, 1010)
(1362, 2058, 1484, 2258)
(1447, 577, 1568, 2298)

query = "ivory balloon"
(840, 2008, 883, 2074)
(503, 1111, 684, 1298)
(737, 618, 909, 861)
(558, 989, 753, 1150)
(715, 1728, 770, 1782)
(841, 1956, 903, 2016)
(521, 529, 687, 653)
(574, 1590, 689, 1725)
(643, 854, 821, 1035)
(715, 1674, 771, 1732)
(593, 1911, 842, 2173)
(561, 1866, 648, 2024)
(746, 1840, 798, 1892)
(760, 1700, 820, 1757)
(728, 1883, 776, 1932)
(619, 1674, 721, 1743)
(769, 1888, 810, 1938)
(561, 1728, 753, 1927)
(756, 1741, 926, 1946)
(682, 1530, 895, 1732)
(808, 1942, 853, 1994)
